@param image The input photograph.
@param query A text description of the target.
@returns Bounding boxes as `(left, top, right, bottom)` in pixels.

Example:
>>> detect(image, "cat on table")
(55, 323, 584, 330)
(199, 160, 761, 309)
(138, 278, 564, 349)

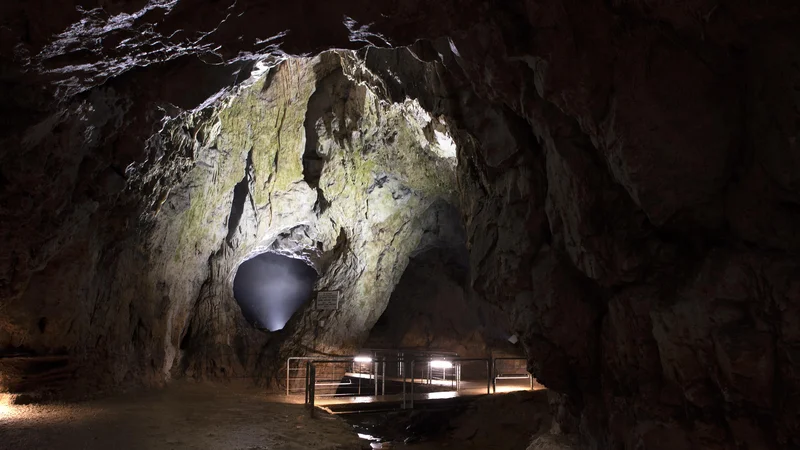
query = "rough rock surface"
(3, 1, 800, 449)
(1, 49, 462, 395)
(0, 381, 367, 450)
(365, 221, 516, 357)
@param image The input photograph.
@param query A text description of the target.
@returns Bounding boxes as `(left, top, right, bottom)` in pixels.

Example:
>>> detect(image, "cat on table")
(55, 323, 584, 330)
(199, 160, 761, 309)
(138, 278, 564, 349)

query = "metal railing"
(286, 356, 354, 396)
(286, 349, 459, 397)
(288, 352, 537, 417)
(300, 356, 493, 416)
(400, 357, 492, 410)
(492, 357, 533, 393)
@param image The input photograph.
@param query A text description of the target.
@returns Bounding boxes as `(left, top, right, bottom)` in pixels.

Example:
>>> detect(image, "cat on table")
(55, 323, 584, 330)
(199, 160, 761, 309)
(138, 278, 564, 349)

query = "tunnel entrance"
(232, 252, 317, 332)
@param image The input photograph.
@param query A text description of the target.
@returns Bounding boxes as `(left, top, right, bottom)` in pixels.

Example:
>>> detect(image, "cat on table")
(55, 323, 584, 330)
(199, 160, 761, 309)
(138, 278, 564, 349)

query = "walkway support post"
(286, 359, 291, 396)
(486, 359, 491, 394)
(410, 359, 416, 410)
(304, 361, 311, 405)
(402, 358, 407, 409)
(492, 358, 497, 394)
(309, 363, 316, 418)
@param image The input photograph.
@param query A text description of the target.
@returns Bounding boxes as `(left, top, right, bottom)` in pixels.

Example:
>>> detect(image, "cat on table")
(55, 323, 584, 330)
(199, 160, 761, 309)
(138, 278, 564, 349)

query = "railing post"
(486, 359, 491, 394)
(304, 361, 310, 405)
(402, 357, 407, 409)
(410, 359, 415, 410)
(286, 358, 291, 396)
(382, 360, 386, 395)
(492, 358, 497, 394)
(309, 363, 316, 418)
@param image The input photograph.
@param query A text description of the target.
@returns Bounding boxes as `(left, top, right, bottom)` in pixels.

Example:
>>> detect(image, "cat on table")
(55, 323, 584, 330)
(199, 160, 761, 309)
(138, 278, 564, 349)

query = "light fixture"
(354, 356, 372, 363)
(429, 360, 453, 369)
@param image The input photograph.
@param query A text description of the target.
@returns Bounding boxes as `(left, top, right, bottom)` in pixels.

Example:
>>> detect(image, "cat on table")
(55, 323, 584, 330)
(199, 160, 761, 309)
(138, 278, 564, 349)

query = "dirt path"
(0, 381, 366, 450)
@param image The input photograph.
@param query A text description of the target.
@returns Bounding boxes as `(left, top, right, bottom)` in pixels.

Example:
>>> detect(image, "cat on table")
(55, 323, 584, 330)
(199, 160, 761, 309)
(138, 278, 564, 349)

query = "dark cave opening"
(365, 201, 518, 358)
(367, 245, 516, 357)
(232, 252, 318, 332)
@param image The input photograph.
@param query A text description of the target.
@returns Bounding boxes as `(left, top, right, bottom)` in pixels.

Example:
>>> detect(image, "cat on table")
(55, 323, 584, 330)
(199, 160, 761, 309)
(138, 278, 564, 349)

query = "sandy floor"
(0, 382, 563, 450)
(0, 381, 367, 450)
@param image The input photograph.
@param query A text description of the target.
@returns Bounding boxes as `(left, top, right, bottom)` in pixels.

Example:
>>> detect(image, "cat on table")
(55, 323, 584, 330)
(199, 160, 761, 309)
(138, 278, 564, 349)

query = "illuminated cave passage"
(232, 253, 317, 332)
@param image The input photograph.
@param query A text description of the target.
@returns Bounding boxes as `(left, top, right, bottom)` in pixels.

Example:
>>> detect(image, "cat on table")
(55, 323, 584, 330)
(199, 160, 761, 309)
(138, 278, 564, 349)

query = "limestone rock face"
(365, 202, 515, 358)
(168, 52, 461, 379)
(4, 1, 800, 449)
(0, 50, 461, 393)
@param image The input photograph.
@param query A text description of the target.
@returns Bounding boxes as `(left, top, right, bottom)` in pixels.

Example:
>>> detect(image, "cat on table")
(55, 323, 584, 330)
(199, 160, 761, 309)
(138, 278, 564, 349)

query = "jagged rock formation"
(0, 50, 462, 395)
(3, 1, 800, 449)
(167, 52, 462, 379)
(364, 202, 517, 357)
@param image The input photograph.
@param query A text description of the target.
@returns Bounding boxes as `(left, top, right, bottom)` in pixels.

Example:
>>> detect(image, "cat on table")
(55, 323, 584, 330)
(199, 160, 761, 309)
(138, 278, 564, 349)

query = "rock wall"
(3, 1, 800, 449)
(0, 50, 462, 395)
(364, 202, 517, 358)
(440, 6, 800, 449)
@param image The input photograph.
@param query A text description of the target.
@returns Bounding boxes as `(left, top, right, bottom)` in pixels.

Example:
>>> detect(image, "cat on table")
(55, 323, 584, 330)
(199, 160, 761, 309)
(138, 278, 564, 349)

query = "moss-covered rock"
(149, 51, 462, 375)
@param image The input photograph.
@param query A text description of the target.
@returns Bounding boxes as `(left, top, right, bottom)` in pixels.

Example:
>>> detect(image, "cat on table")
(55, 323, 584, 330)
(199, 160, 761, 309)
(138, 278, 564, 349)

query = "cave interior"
(2, 1, 800, 449)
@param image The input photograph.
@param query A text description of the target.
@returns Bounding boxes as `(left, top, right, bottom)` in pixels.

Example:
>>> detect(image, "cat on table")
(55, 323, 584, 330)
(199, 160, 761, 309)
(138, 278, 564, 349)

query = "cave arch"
(365, 200, 517, 358)
(232, 252, 318, 332)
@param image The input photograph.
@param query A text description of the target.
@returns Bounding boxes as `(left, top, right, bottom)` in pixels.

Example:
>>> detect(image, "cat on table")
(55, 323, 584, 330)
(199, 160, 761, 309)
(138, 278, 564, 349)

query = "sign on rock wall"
(315, 291, 340, 310)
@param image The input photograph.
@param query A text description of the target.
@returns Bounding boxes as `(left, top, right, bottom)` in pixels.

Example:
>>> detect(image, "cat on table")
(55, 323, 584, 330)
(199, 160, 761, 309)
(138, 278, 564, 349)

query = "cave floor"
(341, 389, 555, 450)
(0, 381, 365, 450)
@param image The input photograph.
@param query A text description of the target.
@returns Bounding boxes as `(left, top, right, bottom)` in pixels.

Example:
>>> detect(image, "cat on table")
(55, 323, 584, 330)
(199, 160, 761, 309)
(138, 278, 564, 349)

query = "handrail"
(286, 356, 353, 396)
(303, 356, 493, 416)
(492, 357, 531, 393)
(295, 355, 536, 417)
(286, 351, 460, 396)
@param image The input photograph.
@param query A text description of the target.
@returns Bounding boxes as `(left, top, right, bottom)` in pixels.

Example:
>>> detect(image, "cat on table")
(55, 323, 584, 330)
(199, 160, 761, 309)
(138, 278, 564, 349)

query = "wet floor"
(339, 390, 553, 449)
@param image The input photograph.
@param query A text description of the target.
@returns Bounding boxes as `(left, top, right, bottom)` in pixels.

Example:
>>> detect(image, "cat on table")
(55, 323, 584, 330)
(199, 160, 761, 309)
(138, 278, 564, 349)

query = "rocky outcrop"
(3, 1, 800, 449)
(0, 50, 462, 394)
(365, 202, 516, 357)
(168, 52, 462, 379)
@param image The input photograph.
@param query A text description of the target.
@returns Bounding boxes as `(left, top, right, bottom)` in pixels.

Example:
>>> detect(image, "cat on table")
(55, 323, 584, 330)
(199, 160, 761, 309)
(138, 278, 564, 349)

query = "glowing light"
(233, 252, 317, 332)
(353, 356, 372, 363)
(429, 360, 453, 369)
(357, 433, 381, 441)
(494, 385, 534, 394)
(0, 396, 32, 422)
(433, 130, 457, 158)
(427, 391, 458, 399)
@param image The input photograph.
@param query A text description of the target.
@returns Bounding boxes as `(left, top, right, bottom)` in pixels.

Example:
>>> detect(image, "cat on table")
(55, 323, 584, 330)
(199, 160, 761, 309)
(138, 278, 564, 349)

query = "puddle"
(357, 433, 381, 441)
(344, 406, 469, 447)
(341, 390, 554, 450)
